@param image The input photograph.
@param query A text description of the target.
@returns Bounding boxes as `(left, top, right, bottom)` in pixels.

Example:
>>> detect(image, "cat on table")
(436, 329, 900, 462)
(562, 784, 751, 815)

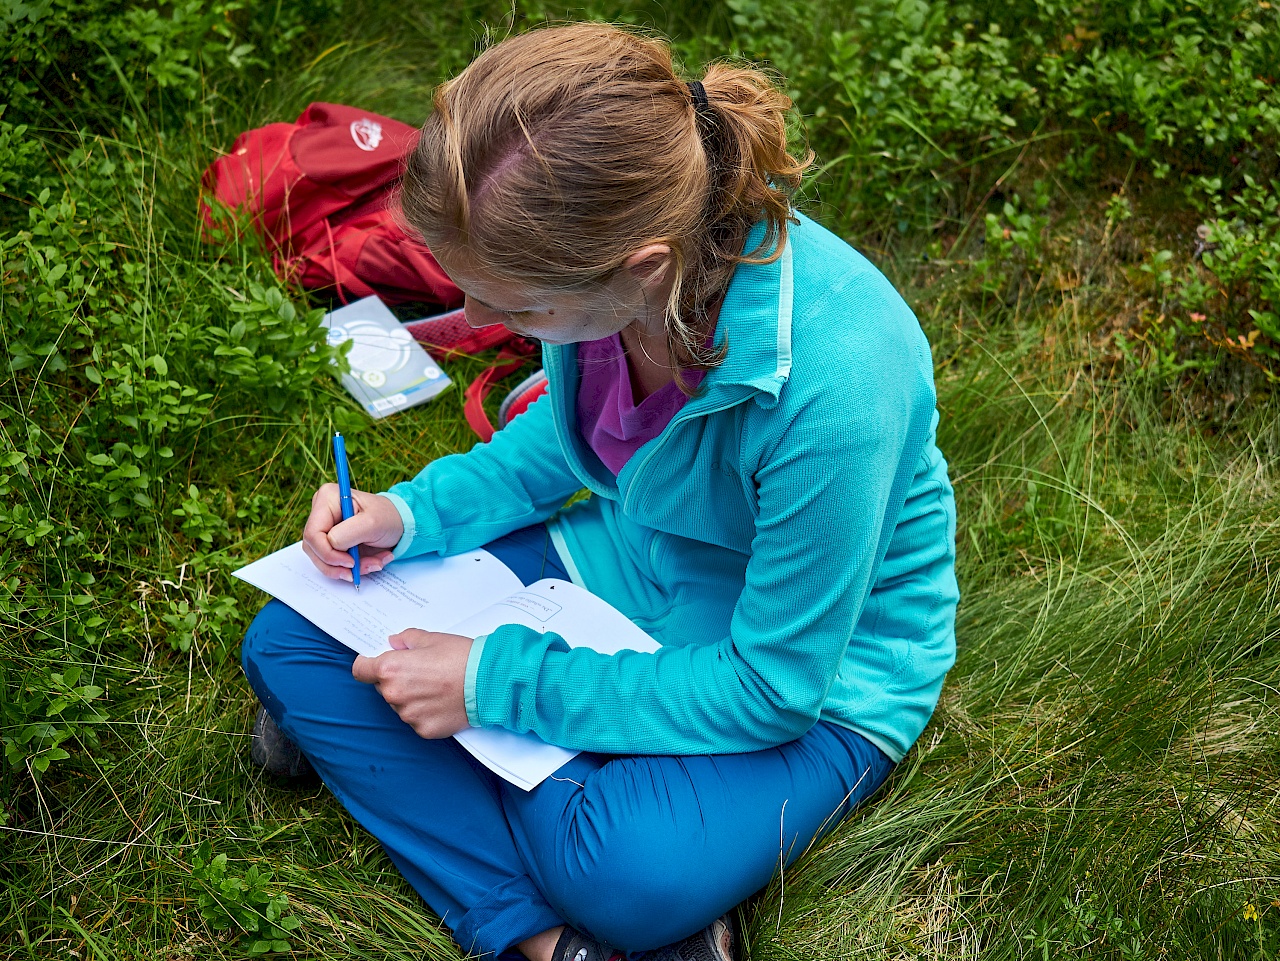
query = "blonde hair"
(400, 22, 812, 389)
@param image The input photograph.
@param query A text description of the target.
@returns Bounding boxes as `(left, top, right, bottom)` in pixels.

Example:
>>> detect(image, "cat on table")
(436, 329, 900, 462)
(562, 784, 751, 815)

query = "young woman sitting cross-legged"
(240, 21, 959, 961)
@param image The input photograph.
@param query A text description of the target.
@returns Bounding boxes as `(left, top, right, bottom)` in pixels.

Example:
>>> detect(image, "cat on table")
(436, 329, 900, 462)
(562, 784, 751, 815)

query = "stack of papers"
(234, 543, 660, 789)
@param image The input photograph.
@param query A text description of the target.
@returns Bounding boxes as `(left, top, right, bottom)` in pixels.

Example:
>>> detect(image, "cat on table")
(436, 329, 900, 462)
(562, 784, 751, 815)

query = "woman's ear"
(623, 243, 674, 293)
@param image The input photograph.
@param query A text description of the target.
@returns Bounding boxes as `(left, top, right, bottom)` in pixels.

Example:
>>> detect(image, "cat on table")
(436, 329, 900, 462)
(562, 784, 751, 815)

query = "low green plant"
(1036, 0, 1280, 179)
(821, 8, 1038, 234)
(1107, 175, 1280, 384)
(0, 451, 56, 548)
(1115, 308, 1220, 386)
(160, 590, 242, 655)
(1189, 175, 1280, 368)
(212, 282, 336, 413)
(973, 183, 1050, 298)
(688, 0, 1280, 246)
(1, 0, 345, 115)
(189, 841, 303, 956)
(1, 662, 106, 775)
(173, 484, 231, 546)
(1021, 894, 1150, 960)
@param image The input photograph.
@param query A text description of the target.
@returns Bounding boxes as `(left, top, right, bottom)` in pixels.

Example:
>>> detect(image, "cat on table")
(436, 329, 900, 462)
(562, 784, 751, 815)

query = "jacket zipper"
(621, 389, 755, 515)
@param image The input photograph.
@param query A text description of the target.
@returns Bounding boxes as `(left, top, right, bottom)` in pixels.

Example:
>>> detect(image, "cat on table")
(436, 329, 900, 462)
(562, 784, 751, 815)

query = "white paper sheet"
(232, 542, 523, 657)
(234, 547, 660, 790)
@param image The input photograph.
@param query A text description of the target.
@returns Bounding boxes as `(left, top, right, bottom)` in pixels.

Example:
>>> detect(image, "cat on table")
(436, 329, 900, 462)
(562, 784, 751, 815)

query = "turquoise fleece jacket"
(383, 213, 958, 763)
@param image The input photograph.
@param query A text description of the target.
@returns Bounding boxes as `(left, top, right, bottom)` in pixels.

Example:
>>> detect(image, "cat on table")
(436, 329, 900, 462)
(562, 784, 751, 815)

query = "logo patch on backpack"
(350, 118, 383, 151)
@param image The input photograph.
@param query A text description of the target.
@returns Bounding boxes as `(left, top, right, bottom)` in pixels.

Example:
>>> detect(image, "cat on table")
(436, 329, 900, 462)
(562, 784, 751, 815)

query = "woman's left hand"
(352, 630, 473, 738)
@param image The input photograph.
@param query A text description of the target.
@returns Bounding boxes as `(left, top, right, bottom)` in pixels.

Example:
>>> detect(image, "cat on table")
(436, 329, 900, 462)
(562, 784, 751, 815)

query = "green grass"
(3, 0, 1279, 958)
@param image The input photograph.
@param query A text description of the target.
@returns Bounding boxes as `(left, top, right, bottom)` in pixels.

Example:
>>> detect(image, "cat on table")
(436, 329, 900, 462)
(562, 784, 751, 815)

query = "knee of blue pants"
(528, 766, 733, 950)
(539, 839, 711, 951)
(241, 599, 314, 721)
(522, 735, 894, 952)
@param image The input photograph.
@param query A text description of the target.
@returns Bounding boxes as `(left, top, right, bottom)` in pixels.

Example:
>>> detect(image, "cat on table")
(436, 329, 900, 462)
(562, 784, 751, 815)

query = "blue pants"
(240, 526, 892, 959)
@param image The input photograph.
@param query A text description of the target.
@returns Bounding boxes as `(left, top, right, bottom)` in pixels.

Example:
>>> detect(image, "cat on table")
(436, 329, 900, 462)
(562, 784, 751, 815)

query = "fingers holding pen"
(300, 539, 392, 581)
(302, 485, 402, 579)
(302, 483, 354, 574)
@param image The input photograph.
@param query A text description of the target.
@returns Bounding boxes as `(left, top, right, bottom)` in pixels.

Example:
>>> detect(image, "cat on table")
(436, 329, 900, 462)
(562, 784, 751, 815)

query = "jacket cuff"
(379, 490, 417, 559)
(463, 633, 487, 727)
(472, 622, 570, 732)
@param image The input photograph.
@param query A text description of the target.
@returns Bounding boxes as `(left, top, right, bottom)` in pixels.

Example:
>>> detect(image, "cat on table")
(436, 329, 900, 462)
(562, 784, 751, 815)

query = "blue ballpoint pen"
(332, 432, 361, 591)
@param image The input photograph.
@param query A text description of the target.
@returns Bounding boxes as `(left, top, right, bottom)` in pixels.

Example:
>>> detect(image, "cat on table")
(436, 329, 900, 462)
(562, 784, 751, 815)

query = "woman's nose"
(463, 297, 505, 330)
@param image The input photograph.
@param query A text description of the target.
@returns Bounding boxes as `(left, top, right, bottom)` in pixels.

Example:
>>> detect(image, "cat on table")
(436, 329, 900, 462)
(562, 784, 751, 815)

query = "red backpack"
(202, 102, 544, 437)
(201, 102, 462, 307)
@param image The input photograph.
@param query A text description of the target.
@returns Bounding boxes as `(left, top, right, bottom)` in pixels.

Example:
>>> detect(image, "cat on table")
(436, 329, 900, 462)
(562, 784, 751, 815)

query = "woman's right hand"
(301, 484, 404, 582)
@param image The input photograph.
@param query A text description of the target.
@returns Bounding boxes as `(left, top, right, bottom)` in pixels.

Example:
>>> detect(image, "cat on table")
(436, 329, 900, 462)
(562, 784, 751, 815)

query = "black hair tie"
(687, 80, 715, 127)
(687, 80, 722, 216)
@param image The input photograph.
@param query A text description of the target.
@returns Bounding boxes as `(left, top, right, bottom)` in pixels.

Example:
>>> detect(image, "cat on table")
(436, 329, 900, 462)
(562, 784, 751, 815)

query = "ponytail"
(669, 62, 812, 382)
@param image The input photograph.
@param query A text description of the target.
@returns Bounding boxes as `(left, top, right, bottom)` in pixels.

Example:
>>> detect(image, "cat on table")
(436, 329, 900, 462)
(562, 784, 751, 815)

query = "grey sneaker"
(552, 916, 735, 961)
(648, 916, 736, 961)
(250, 705, 315, 779)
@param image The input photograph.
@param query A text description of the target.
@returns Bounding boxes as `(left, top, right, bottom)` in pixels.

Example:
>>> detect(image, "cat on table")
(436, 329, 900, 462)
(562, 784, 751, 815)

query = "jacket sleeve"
(382, 391, 584, 559)
(466, 339, 937, 755)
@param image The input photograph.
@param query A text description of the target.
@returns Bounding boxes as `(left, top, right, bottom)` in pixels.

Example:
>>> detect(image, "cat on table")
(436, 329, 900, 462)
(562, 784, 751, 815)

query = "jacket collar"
(542, 218, 796, 496)
(547, 217, 795, 404)
(698, 220, 793, 409)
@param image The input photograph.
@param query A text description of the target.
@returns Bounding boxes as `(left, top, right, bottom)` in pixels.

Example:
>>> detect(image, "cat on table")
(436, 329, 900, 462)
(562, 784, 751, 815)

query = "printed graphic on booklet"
(323, 295, 451, 418)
